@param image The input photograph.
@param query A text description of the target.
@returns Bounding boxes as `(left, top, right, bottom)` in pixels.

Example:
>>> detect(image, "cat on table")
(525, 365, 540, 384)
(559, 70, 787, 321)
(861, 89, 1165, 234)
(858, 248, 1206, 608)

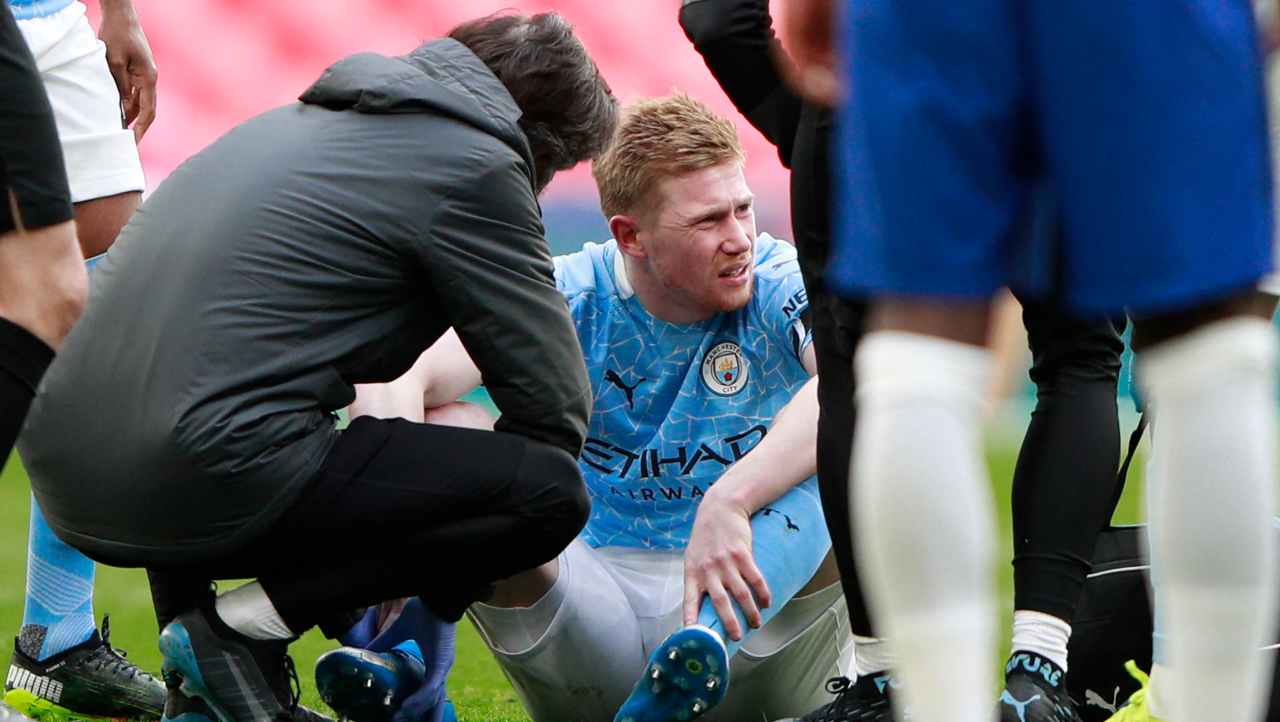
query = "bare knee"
(1132, 288, 1265, 351)
(73, 192, 141, 258)
(868, 296, 993, 347)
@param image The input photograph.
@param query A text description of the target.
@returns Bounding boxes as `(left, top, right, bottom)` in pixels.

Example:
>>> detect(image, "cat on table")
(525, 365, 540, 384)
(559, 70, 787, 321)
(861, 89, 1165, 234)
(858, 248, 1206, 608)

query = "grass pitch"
(0, 426, 1146, 722)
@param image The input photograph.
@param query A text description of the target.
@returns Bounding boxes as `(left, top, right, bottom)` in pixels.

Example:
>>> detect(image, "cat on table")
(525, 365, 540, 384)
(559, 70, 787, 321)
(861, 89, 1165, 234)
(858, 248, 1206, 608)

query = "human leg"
(997, 299, 1125, 722)
(853, 303, 998, 722)
(614, 477, 835, 721)
(9, 4, 148, 716)
(1126, 298, 1278, 722)
(810, 292, 897, 678)
(152, 417, 590, 721)
(691, 478, 832, 658)
(710, 582, 851, 721)
(1027, 0, 1277, 714)
(469, 540, 646, 722)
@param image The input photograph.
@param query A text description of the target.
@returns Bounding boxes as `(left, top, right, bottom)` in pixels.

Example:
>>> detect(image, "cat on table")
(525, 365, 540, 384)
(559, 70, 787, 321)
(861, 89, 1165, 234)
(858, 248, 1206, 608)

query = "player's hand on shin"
(683, 492, 772, 641)
(98, 0, 157, 142)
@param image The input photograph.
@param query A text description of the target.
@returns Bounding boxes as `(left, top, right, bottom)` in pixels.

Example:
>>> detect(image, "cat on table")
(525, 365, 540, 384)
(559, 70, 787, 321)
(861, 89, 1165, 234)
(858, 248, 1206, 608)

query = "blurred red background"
(85, 0, 794, 248)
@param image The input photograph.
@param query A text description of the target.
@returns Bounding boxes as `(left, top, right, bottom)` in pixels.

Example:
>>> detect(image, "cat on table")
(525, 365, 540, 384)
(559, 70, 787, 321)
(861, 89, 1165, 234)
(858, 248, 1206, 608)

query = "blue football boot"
(158, 608, 287, 722)
(316, 641, 455, 722)
(614, 625, 729, 722)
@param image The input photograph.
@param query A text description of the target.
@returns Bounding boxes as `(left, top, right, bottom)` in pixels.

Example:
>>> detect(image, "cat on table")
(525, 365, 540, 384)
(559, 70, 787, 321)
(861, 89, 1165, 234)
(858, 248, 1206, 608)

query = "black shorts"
(0, 1, 72, 235)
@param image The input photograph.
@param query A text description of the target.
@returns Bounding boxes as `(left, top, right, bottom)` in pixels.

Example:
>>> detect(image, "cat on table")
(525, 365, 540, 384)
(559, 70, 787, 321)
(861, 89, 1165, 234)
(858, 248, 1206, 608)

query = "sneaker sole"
(1, 690, 122, 722)
(314, 649, 398, 722)
(614, 625, 729, 722)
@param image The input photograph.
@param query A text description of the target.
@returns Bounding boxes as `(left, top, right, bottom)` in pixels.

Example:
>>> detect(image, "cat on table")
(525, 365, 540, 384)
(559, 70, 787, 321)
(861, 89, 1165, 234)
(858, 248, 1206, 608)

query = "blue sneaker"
(316, 641, 455, 722)
(614, 625, 729, 722)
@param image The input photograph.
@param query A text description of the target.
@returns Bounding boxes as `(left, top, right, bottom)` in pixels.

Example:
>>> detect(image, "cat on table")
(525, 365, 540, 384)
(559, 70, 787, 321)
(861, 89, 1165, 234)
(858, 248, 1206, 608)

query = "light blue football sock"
(19, 257, 104, 662)
(391, 639, 423, 663)
(694, 476, 832, 659)
(351, 598, 457, 722)
(20, 496, 96, 661)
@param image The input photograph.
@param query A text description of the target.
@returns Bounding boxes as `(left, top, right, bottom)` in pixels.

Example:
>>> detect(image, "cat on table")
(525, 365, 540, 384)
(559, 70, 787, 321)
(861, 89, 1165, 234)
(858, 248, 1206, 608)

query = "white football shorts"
(468, 539, 852, 722)
(18, 1, 144, 203)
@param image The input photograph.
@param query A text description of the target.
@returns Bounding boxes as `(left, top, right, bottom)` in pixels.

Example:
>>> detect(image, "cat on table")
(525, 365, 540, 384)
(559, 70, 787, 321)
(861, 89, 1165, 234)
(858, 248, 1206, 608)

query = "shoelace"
(282, 654, 302, 713)
(89, 615, 154, 682)
(806, 677, 861, 722)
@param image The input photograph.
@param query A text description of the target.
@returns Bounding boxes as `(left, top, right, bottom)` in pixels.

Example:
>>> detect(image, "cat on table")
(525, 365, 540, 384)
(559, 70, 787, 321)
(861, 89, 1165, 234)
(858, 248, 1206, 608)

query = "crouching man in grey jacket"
(18, 12, 617, 722)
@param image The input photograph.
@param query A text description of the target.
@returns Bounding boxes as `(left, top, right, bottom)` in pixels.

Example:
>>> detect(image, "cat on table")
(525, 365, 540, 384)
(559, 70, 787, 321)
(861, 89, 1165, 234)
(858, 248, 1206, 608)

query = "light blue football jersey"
(554, 233, 815, 550)
(8, 0, 74, 20)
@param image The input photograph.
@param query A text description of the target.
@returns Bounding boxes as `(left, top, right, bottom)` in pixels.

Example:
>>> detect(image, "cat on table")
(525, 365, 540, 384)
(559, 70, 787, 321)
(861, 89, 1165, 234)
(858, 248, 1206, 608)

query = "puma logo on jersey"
(1000, 691, 1041, 722)
(604, 369, 646, 410)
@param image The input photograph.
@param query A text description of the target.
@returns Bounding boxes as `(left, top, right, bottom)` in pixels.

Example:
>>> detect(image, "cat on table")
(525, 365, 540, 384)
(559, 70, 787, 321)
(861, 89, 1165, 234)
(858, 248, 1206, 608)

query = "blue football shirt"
(553, 233, 815, 550)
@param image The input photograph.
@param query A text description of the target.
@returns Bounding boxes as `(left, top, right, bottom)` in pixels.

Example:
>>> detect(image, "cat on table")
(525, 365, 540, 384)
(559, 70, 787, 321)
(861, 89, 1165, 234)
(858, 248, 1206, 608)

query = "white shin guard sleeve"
(852, 331, 997, 722)
(1139, 317, 1279, 722)
(215, 582, 295, 641)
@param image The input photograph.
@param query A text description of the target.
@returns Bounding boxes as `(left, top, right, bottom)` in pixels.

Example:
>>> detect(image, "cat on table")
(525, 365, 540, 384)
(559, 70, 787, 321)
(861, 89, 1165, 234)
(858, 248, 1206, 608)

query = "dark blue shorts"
(829, 0, 1274, 315)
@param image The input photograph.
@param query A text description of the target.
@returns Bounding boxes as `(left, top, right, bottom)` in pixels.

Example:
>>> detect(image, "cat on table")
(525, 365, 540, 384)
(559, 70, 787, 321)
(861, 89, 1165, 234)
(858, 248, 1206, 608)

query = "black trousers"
(147, 416, 590, 637)
(0, 318, 54, 469)
(809, 289, 1124, 637)
(809, 289, 877, 637)
(1010, 300, 1125, 619)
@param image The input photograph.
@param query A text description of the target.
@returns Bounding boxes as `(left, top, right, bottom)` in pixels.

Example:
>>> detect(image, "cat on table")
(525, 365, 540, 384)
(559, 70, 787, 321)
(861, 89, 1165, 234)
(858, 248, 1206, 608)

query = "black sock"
(0, 317, 54, 464)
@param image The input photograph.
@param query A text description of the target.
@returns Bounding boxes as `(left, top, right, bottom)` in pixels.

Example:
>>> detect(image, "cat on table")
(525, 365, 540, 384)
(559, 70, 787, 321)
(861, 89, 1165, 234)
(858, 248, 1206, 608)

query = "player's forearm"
(707, 375, 818, 514)
(351, 378, 427, 423)
(416, 330, 485, 409)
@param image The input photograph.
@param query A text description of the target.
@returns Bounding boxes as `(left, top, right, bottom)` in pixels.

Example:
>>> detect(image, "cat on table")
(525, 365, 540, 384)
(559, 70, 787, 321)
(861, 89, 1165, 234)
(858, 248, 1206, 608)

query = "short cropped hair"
(592, 93, 745, 219)
(450, 12, 618, 193)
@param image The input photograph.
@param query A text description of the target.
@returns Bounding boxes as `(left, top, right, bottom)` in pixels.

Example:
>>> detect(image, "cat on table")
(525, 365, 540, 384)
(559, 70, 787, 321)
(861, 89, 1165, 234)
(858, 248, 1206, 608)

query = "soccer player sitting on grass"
(17, 11, 617, 722)
(323, 94, 850, 722)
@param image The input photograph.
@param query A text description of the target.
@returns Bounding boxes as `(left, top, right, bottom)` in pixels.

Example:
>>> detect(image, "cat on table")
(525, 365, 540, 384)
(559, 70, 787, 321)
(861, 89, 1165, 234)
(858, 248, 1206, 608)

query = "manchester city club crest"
(701, 341, 748, 396)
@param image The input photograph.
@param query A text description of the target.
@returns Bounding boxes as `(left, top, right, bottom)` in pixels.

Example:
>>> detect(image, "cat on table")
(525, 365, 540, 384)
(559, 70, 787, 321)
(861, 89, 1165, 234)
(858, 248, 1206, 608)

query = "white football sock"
(852, 331, 997, 722)
(1146, 663, 1171, 719)
(1010, 610, 1071, 672)
(214, 582, 295, 641)
(852, 635, 896, 678)
(1139, 317, 1279, 722)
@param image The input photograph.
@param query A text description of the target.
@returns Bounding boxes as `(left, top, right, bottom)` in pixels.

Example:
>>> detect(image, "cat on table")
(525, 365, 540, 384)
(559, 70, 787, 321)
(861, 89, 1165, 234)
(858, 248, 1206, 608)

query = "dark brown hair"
(450, 12, 618, 193)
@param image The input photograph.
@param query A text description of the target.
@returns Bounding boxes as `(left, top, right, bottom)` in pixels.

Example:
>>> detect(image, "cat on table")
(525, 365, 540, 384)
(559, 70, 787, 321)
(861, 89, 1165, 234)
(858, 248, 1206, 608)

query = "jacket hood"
(299, 38, 532, 168)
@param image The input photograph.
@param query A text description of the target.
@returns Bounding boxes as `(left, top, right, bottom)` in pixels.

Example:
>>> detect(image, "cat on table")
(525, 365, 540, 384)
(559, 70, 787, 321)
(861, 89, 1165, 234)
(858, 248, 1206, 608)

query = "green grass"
(0, 432, 1147, 722)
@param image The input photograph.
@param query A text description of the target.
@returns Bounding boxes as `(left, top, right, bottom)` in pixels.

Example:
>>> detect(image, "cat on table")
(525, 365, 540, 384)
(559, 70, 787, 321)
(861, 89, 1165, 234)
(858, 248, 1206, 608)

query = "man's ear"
(610, 215, 646, 259)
